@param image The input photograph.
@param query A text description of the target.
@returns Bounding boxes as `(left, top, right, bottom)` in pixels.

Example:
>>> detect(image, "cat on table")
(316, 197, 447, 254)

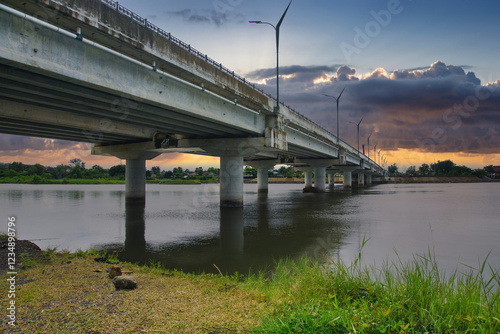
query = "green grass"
(247, 250, 500, 333)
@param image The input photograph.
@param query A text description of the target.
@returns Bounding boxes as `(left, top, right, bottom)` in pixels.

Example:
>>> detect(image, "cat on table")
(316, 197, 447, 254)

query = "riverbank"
(374, 176, 498, 183)
(1, 235, 498, 333)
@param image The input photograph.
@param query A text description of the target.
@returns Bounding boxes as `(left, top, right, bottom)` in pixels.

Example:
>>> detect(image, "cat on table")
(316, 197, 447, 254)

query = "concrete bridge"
(0, 0, 385, 207)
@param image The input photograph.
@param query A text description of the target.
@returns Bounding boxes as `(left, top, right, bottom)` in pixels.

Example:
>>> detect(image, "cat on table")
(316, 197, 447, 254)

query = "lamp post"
(323, 87, 345, 144)
(349, 117, 363, 154)
(367, 133, 372, 159)
(250, 0, 292, 113)
(373, 143, 378, 163)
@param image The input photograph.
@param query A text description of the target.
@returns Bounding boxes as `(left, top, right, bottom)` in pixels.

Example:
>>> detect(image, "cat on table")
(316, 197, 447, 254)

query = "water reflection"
(123, 201, 146, 263)
(101, 186, 352, 274)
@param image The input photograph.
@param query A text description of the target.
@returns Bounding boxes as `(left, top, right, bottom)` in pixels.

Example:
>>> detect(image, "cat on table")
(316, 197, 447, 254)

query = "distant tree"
(431, 160, 455, 175)
(146, 170, 152, 179)
(473, 168, 487, 177)
(69, 164, 83, 179)
(419, 163, 430, 176)
(163, 170, 173, 179)
(388, 163, 399, 176)
(207, 167, 219, 176)
(109, 164, 126, 177)
(244, 166, 257, 178)
(151, 166, 161, 176)
(69, 158, 85, 169)
(405, 166, 418, 176)
(9, 162, 24, 173)
(53, 164, 70, 179)
(278, 166, 296, 178)
(484, 165, 495, 175)
(28, 163, 45, 176)
(172, 167, 183, 175)
(195, 167, 204, 176)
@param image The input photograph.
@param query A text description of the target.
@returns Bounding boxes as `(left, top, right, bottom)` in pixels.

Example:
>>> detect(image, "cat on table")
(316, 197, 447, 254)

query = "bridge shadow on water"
(98, 185, 370, 275)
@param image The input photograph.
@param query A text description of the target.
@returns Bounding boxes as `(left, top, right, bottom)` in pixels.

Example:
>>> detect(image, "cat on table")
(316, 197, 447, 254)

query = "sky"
(2, 0, 500, 171)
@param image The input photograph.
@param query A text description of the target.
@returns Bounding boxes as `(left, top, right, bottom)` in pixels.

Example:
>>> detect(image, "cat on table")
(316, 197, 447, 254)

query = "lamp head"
(249, 20, 262, 24)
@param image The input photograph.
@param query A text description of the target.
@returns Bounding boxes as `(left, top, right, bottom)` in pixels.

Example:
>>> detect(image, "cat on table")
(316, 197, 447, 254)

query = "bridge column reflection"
(220, 207, 244, 257)
(124, 201, 147, 263)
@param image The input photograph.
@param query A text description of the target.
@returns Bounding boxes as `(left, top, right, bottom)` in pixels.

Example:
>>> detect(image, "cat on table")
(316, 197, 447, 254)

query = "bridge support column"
(220, 156, 244, 208)
(358, 172, 365, 185)
(305, 170, 313, 189)
(126, 159, 147, 204)
(328, 171, 336, 189)
(343, 170, 352, 187)
(248, 160, 279, 194)
(366, 173, 373, 185)
(314, 167, 327, 192)
(337, 166, 358, 188)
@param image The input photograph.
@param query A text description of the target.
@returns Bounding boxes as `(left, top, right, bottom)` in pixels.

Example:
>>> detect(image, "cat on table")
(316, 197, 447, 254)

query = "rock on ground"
(112, 275, 138, 290)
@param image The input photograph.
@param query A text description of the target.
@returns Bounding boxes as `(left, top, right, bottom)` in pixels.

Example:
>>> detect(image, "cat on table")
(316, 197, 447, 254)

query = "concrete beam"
(91, 142, 160, 160)
(0, 9, 265, 139)
(0, 99, 155, 143)
(285, 127, 339, 158)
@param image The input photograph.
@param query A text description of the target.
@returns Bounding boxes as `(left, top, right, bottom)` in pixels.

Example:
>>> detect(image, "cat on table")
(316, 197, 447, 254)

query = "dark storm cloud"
(168, 8, 240, 26)
(0, 135, 85, 153)
(249, 61, 500, 155)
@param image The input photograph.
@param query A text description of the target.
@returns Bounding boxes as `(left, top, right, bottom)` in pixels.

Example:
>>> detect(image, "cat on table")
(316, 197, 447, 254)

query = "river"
(1, 182, 499, 276)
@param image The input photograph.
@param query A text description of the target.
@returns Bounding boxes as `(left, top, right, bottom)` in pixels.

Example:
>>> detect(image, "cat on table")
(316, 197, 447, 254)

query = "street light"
(349, 117, 363, 154)
(367, 133, 372, 159)
(373, 143, 378, 163)
(323, 87, 345, 144)
(250, 0, 292, 113)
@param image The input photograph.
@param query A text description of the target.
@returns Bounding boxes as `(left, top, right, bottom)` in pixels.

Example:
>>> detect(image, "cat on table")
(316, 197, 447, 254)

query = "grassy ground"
(1, 238, 499, 333)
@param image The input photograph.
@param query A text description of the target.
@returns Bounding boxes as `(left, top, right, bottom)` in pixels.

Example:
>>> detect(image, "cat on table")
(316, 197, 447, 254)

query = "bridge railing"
(99, 0, 382, 169)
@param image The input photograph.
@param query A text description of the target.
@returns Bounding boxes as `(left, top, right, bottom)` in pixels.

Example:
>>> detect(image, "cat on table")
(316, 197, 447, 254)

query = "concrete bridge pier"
(126, 159, 148, 204)
(366, 173, 373, 185)
(357, 172, 365, 185)
(328, 171, 337, 189)
(248, 160, 279, 194)
(304, 170, 313, 190)
(295, 167, 314, 191)
(314, 167, 327, 192)
(92, 143, 160, 204)
(338, 166, 358, 188)
(220, 156, 244, 208)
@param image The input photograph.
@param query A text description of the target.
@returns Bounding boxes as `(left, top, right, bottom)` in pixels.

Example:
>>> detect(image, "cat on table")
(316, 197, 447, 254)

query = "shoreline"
(0, 176, 498, 186)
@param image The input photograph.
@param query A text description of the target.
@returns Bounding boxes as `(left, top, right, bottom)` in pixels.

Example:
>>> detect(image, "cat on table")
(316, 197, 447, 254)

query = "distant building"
(484, 166, 500, 179)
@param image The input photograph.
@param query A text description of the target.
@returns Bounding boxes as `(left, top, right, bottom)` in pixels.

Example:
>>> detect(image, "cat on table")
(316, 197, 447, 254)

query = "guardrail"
(99, 0, 381, 169)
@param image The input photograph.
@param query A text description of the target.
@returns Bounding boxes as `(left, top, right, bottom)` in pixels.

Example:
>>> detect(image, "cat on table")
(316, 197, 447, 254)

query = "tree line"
(388, 160, 491, 177)
(0, 159, 223, 183)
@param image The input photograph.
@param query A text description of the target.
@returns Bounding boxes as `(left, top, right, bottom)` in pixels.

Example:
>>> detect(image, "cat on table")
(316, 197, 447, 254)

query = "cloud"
(167, 8, 241, 27)
(247, 61, 500, 157)
(0, 135, 86, 152)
